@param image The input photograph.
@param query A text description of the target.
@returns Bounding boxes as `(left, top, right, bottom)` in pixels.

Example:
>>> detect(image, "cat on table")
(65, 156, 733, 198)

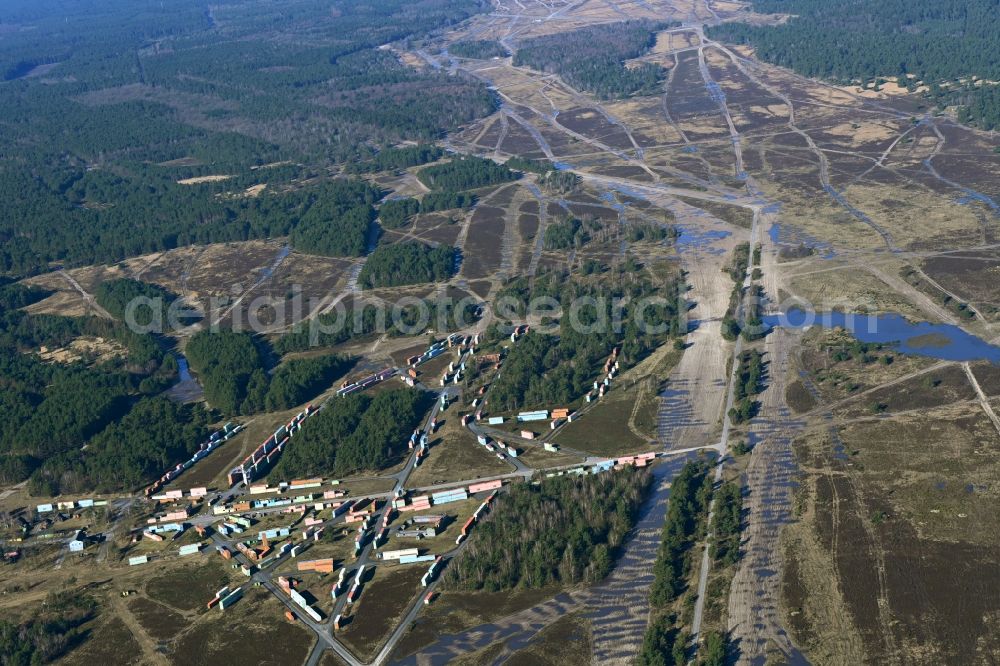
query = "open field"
(405, 417, 514, 487)
(172, 588, 315, 665)
(553, 376, 663, 456)
(389, 587, 565, 661)
(145, 560, 237, 612)
(501, 611, 593, 665)
(788, 404, 1000, 664)
(337, 566, 426, 661)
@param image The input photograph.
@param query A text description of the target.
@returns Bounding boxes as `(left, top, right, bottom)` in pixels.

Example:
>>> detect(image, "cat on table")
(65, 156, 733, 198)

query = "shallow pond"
(764, 309, 1000, 364)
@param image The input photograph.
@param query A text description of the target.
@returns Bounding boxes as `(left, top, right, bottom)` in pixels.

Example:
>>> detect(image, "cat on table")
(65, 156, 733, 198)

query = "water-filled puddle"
(764, 308, 1000, 364)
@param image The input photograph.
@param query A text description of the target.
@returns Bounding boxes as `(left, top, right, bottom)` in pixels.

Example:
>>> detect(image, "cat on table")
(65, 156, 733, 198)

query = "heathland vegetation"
(0, 590, 97, 664)
(273, 298, 479, 354)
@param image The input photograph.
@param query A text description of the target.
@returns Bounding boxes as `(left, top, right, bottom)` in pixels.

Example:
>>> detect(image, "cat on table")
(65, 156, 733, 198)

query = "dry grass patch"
(652, 29, 697, 53)
(823, 121, 897, 146)
(37, 336, 127, 365)
(780, 505, 866, 664)
(783, 262, 924, 319)
(841, 183, 984, 248)
(390, 586, 562, 660)
(503, 611, 593, 665)
(554, 390, 652, 456)
(172, 587, 313, 665)
(405, 415, 514, 488)
(21, 288, 90, 318)
(177, 175, 233, 185)
(337, 565, 427, 661)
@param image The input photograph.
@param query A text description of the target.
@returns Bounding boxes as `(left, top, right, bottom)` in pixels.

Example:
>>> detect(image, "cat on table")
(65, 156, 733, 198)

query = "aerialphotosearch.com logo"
(736, 292, 884, 339)
(121, 283, 691, 340)
(121, 283, 884, 342)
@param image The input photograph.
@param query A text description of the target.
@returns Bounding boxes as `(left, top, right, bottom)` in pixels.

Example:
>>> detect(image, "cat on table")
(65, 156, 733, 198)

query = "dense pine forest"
(0, 0, 497, 277)
(379, 198, 422, 229)
(358, 242, 458, 288)
(417, 156, 519, 190)
(709, 0, 1000, 129)
(346, 145, 445, 175)
(184, 330, 269, 415)
(289, 182, 381, 258)
(513, 21, 672, 99)
(94, 278, 183, 328)
(270, 389, 433, 478)
(487, 269, 686, 411)
(420, 191, 477, 213)
(449, 40, 510, 60)
(638, 460, 711, 666)
(0, 278, 223, 493)
(444, 468, 651, 590)
(185, 330, 351, 415)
